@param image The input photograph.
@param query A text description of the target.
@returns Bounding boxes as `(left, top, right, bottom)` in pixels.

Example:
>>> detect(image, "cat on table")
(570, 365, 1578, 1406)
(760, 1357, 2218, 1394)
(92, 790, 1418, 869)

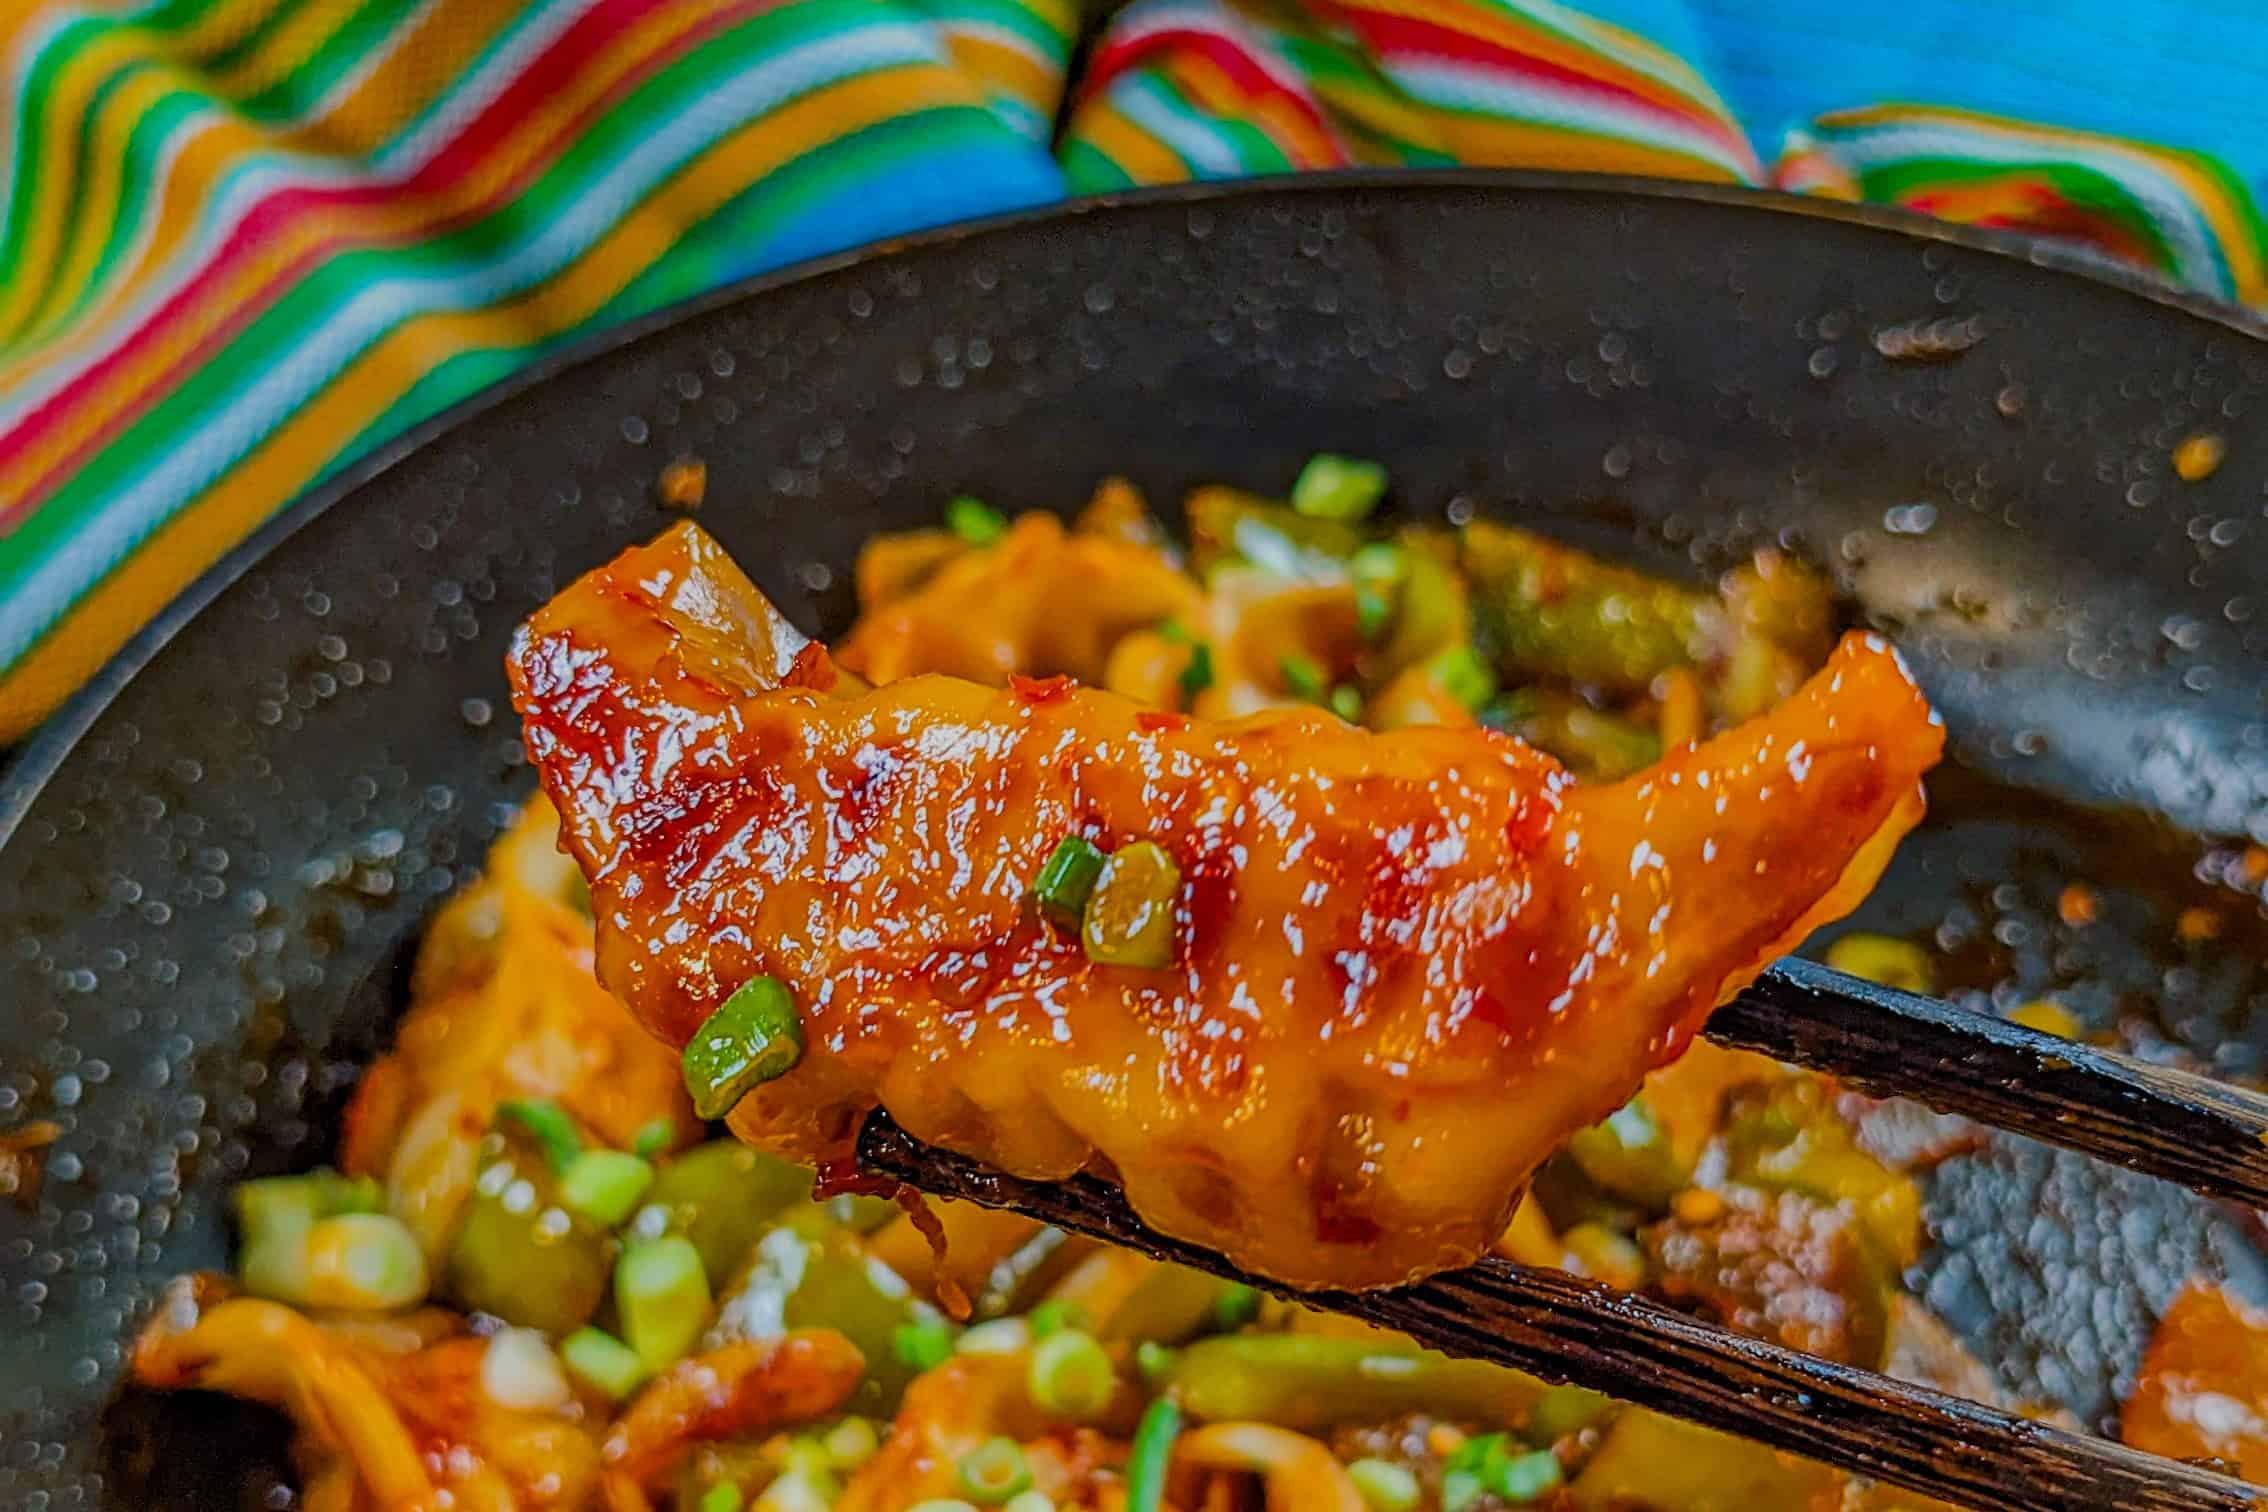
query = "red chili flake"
(1135, 711, 1190, 733)
(1008, 673, 1075, 704)
(784, 642, 839, 691)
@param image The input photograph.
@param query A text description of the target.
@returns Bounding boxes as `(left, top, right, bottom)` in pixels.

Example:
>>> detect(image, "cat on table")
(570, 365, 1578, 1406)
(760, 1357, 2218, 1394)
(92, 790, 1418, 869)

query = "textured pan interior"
(4, 175, 2268, 1507)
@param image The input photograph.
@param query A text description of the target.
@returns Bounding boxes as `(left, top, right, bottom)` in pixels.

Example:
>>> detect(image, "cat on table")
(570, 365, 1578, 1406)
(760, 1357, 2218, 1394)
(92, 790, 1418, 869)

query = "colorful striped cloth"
(3, 0, 2265, 741)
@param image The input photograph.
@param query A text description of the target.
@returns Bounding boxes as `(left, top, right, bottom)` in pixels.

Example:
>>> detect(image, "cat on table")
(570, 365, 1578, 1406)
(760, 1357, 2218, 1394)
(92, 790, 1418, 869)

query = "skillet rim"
(6, 164, 2268, 845)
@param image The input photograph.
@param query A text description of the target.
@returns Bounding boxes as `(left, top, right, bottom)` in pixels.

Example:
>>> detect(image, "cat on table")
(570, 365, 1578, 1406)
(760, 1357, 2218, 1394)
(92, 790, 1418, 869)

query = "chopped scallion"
(1490, 1449, 1564, 1501)
(1350, 543, 1405, 641)
(1211, 1282, 1261, 1330)
(1080, 842, 1181, 969)
(1025, 1299, 1085, 1339)
(1427, 645, 1498, 713)
(561, 1326, 648, 1400)
(1123, 1396, 1182, 1512)
(1278, 652, 1325, 701)
(946, 496, 1009, 545)
(1347, 1458, 1422, 1512)
(616, 1235, 712, 1371)
(1179, 640, 1215, 699)
(682, 976, 805, 1119)
(1291, 453, 1388, 521)
(498, 1098, 583, 1175)
(630, 1118, 676, 1160)
(1002, 1495, 1055, 1512)
(697, 1486, 745, 1512)
(894, 1318, 958, 1370)
(956, 1437, 1034, 1503)
(1025, 1328, 1115, 1420)
(1032, 836, 1107, 931)
(823, 1416, 881, 1468)
(1134, 1340, 1177, 1381)
(1328, 684, 1363, 722)
(558, 1149, 655, 1227)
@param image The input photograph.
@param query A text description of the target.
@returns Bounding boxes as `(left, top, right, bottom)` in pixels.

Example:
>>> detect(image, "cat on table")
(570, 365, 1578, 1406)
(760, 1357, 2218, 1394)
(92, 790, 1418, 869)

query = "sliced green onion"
(760, 1469, 839, 1512)
(558, 1149, 654, 1227)
(946, 496, 1009, 545)
(698, 1486, 745, 1512)
(1178, 640, 1215, 699)
(235, 1170, 391, 1305)
(1347, 1458, 1422, 1512)
(560, 1326, 648, 1400)
(908, 1502, 981, 1512)
(1427, 644, 1498, 713)
(1025, 1328, 1115, 1420)
(630, 1118, 676, 1160)
(298, 1213, 429, 1310)
(1032, 837, 1107, 931)
(1350, 543, 1405, 641)
(1002, 1494, 1055, 1512)
(1291, 454, 1388, 521)
(956, 1437, 1034, 1504)
(1025, 1299, 1085, 1339)
(1134, 1341, 1178, 1381)
(1278, 652, 1325, 701)
(823, 1416, 881, 1468)
(1490, 1449, 1564, 1502)
(1211, 1283, 1262, 1330)
(1081, 842, 1181, 970)
(498, 1098, 583, 1175)
(1327, 684, 1363, 722)
(683, 976, 805, 1119)
(616, 1235, 713, 1370)
(1441, 1470, 1483, 1512)
(894, 1318, 958, 1370)
(234, 1170, 381, 1233)
(956, 1318, 1030, 1356)
(1123, 1396, 1181, 1512)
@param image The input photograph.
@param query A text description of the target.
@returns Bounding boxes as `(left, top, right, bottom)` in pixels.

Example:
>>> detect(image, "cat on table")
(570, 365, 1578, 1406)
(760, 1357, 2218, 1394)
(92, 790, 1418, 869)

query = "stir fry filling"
(127, 466, 2265, 1511)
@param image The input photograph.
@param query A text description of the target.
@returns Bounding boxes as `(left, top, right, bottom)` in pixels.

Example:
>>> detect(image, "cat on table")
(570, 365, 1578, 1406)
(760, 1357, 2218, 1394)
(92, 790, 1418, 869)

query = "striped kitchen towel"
(4, 0, 2266, 741)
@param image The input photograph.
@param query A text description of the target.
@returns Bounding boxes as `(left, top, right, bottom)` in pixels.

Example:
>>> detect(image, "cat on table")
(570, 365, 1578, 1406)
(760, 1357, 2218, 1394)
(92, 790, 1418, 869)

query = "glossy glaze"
(508, 524, 1944, 1290)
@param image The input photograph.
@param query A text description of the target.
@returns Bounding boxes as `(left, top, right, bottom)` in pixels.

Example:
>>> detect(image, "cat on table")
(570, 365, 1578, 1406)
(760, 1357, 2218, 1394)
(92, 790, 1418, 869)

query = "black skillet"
(6, 173, 2268, 1509)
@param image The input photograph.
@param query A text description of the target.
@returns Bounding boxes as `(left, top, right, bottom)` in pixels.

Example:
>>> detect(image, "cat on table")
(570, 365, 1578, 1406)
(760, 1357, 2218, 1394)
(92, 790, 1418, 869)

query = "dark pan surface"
(5, 173, 2268, 1507)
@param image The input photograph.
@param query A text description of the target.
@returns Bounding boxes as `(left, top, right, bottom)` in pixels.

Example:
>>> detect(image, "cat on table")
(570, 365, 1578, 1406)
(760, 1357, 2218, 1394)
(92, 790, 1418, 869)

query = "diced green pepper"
(1565, 1096, 1687, 1212)
(638, 1140, 819, 1289)
(1462, 521, 1724, 694)
(618, 1235, 713, 1371)
(443, 1129, 613, 1334)
(561, 1326, 648, 1400)
(714, 1213, 943, 1414)
(1185, 487, 1365, 580)
(559, 1149, 655, 1227)
(1162, 1335, 1542, 1431)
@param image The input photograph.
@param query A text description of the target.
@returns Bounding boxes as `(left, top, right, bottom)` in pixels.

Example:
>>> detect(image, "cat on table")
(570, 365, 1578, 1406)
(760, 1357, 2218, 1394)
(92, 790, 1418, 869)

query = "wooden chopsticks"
(1715, 958, 2268, 1210)
(859, 1112, 2264, 1512)
(855, 958, 2268, 1511)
